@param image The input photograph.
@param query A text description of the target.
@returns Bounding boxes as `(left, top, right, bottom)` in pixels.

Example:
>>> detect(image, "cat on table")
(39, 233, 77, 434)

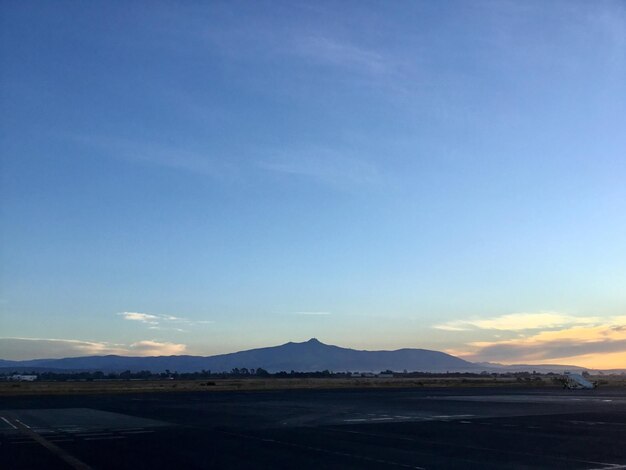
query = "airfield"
(2, 386, 626, 469)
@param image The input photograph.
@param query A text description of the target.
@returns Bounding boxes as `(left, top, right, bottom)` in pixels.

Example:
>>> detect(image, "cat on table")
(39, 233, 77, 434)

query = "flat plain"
(3, 375, 625, 396)
(2, 385, 626, 469)
(0, 377, 551, 396)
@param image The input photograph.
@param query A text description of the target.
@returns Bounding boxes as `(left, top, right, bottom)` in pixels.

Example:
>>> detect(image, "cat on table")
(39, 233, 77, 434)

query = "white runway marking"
(432, 395, 626, 405)
(15, 419, 31, 429)
(585, 465, 626, 470)
(4, 414, 93, 469)
(569, 421, 626, 427)
(0, 417, 18, 429)
(432, 414, 475, 419)
(343, 413, 476, 423)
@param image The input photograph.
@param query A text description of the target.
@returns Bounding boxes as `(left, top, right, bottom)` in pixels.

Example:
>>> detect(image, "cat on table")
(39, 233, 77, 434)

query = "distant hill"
(1, 339, 600, 374)
(0, 338, 477, 373)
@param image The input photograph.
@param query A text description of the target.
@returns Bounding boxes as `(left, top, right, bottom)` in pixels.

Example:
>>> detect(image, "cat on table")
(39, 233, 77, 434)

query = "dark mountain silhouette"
(0, 338, 477, 373)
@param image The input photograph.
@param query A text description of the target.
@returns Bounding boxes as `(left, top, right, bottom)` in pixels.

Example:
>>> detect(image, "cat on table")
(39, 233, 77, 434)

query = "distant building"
(351, 372, 376, 378)
(8, 374, 37, 382)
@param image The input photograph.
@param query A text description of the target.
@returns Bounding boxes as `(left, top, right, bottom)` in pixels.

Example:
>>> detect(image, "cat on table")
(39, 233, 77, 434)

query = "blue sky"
(1, 1, 625, 367)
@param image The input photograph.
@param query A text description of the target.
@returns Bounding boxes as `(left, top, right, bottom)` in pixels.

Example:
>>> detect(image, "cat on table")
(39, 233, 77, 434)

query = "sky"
(1, 1, 625, 369)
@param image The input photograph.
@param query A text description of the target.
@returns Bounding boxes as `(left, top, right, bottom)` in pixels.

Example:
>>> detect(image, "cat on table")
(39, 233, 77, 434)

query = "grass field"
(2, 375, 625, 396)
(0, 375, 620, 396)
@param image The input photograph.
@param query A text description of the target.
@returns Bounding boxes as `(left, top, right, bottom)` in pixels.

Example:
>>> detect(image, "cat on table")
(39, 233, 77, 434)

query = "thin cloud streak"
(0, 337, 187, 360)
(433, 312, 601, 331)
(292, 35, 393, 76)
(118, 312, 160, 324)
(259, 147, 385, 190)
(291, 311, 332, 316)
(68, 133, 387, 192)
(117, 312, 213, 330)
(148, 326, 186, 332)
(129, 340, 186, 356)
(65, 134, 236, 179)
(443, 315, 626, 369)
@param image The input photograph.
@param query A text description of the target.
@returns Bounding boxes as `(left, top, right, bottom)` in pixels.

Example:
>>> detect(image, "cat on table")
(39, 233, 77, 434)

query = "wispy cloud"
(68, 134, 387, 192)
(119, 312, 160, 324)
(200, 14, 397, 77)
(127, 340, 186, 356)
(291, 311, 332, 316)
(433, 312, 600, 332)
(259, 147, 385, 190)
(449, 323, 626, 369)
(65, 134, 235, 179)
(117, 312, 213, 331)
(147, 326, 186, 332)
(439, 314, 626, 369)
(292, 35, 393, 76)
(0, 337, 187, 360)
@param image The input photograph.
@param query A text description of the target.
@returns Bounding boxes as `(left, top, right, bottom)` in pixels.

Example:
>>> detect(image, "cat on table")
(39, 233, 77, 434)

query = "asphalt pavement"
(2, 386, 625, 469)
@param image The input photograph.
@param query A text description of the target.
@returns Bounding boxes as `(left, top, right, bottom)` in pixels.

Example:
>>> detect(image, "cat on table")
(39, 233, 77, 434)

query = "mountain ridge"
(0, 338, 591, 374)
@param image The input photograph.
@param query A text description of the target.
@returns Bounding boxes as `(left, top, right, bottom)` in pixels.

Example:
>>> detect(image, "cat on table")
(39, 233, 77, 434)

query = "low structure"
(351, 372, 389, 378)
(8, 374, 37, 382)
(562, 371, 596, 389)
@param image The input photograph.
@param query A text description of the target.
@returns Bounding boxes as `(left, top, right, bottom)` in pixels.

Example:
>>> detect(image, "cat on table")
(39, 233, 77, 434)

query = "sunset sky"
(1, 1, 625, 369)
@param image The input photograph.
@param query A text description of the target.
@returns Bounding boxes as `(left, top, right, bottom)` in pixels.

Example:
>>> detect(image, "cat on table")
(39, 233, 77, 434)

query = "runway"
(2, 387, 626, 469)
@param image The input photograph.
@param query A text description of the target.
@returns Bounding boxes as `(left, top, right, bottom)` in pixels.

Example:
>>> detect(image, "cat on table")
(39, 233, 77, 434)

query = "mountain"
(0, 338, 477, 373)
(193, 338, 476, 373)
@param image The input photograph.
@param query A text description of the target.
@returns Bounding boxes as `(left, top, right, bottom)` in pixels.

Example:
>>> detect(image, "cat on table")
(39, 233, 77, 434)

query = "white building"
(8, 374, 37, 382)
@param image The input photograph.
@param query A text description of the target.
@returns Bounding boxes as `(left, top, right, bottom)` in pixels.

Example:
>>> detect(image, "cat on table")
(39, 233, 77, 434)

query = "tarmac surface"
(1, 386, 626, 469)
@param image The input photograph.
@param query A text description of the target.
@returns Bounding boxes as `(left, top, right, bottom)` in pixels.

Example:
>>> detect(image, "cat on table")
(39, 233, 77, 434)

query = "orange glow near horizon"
(449, 317, 626, 370)
(525, 351, 626, 370)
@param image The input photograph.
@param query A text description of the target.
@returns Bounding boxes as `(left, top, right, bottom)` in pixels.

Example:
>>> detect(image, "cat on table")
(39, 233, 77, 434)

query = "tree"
(256, 368, 270, 377)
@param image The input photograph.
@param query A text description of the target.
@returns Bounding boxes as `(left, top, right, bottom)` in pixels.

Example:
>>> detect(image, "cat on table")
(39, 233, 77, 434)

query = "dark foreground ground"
(2, 387, 626, 469)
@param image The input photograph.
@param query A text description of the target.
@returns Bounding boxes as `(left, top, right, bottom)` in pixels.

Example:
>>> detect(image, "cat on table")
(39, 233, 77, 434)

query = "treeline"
(397, 370, 558, 378)
(2, 369, 339, 381)
(1, 368, 557, 381)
